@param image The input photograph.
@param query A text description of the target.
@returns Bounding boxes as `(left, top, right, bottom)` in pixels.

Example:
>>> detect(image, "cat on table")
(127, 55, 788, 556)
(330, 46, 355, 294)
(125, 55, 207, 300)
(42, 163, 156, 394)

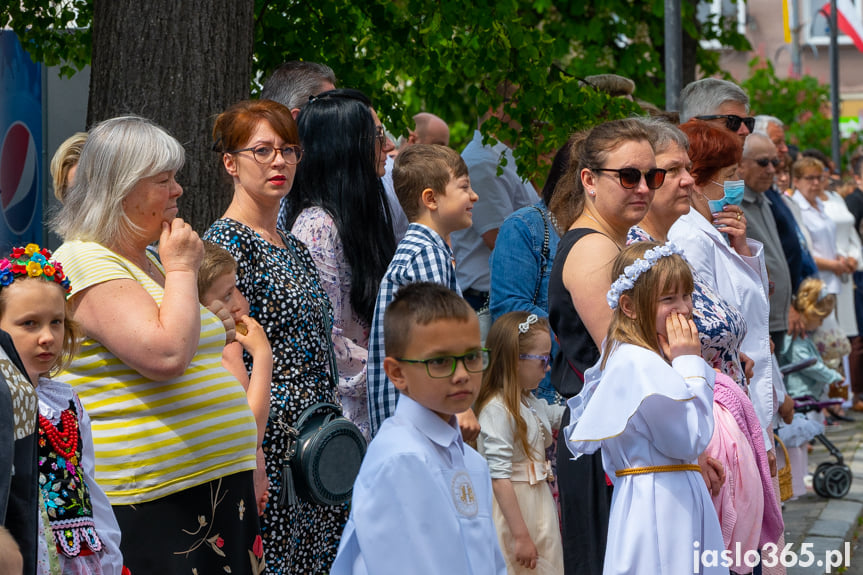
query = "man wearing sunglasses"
(752, 116, 819, 299)
(680, 78, 753, 141)
(739, 133, 801, 347)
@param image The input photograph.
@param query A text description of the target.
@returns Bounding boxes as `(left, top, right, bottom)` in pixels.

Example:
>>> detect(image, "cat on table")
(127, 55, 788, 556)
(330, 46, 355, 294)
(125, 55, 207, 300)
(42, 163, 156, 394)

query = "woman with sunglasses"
(284, 89, 397, 440)
(668, 121, 781, 474)
(205, 99, 347, 574)
(547, 118, 661, 574)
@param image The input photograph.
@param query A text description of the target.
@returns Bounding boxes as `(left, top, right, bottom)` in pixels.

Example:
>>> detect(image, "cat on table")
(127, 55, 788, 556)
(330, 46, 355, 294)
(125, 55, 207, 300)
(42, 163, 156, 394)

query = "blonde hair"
(198, 242, 237, 305)
(792, 156, 824, 179)
(50, 132, 87, 202)
(793, 277, 835, 323)
(475, 311, 550, 461)
(0, 278, 80, 378)
(602, 242, 694, 368)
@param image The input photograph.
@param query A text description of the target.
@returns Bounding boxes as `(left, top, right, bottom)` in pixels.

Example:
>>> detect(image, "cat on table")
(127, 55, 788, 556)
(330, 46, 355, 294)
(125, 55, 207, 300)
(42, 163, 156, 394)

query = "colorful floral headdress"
(606, 242, 686, 310)
(0, 244, 71, 294)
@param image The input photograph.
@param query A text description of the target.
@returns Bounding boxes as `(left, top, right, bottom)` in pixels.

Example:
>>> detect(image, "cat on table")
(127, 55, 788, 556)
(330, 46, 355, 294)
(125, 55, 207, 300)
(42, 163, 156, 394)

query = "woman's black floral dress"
(205, 218, 349, 575)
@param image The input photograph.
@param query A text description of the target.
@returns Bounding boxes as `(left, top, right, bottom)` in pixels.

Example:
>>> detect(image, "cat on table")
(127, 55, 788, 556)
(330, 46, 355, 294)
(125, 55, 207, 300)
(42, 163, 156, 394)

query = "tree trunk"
(682, 0, 699, 87)
(88, 0, 253, 233)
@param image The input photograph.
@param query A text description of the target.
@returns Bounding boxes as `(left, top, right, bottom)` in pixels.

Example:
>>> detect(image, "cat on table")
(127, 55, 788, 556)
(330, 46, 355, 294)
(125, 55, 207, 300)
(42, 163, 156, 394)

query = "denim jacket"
(489, 201, 561, 403)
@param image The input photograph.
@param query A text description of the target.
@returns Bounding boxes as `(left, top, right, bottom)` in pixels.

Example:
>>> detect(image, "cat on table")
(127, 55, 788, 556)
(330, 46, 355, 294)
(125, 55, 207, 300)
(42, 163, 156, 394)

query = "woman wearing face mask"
(668, 120, 780, 476)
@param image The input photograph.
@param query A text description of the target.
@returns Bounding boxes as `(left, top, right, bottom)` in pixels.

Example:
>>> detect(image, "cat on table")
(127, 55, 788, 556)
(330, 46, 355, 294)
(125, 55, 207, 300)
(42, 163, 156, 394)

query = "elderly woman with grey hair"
(628, 119, 749, 385)
(52, 116, 262, 574)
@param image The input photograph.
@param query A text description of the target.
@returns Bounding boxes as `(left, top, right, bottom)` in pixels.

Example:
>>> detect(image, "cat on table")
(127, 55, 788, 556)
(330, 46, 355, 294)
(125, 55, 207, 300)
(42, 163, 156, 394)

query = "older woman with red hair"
(668, 120, 780, 473)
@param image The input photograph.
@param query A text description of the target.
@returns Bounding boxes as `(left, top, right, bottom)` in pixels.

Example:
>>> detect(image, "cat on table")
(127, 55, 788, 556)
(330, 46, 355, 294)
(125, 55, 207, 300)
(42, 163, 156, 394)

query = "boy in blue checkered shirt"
(367, 144, 478, 437)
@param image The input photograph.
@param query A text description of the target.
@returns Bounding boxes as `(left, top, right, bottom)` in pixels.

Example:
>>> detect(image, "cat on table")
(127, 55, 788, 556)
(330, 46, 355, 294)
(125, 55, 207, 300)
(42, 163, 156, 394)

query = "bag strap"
(531, 206, 550, 305)
(295, 402, 342, 429)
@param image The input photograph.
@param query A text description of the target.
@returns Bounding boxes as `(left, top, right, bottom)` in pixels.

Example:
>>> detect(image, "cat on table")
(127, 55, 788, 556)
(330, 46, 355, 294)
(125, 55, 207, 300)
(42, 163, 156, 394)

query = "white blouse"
(792, 190, 841, 294)
(668, 210, 779, 447)
(821, 191, 862, 336)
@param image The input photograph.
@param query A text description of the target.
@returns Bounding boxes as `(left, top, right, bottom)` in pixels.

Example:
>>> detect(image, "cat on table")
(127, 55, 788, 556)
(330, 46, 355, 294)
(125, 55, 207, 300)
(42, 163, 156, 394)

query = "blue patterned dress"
(205, 218, 348, 575)
(628, 226, 748, 386)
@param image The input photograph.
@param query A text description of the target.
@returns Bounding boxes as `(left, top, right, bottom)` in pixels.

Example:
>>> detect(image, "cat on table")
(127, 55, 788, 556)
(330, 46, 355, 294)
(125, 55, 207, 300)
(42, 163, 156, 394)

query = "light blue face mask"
(708, 179, 745, 213)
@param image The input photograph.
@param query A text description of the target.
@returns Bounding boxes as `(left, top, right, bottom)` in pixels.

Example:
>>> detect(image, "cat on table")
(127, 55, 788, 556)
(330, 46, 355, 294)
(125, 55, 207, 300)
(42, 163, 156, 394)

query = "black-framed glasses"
(396, 349, 490, 378)
(228, 145, 303, 165)
(755, 157, 781, 168)
(592, 167, 667, 190)
(519, 353, 551, 368)
(694, 114, 756, 133)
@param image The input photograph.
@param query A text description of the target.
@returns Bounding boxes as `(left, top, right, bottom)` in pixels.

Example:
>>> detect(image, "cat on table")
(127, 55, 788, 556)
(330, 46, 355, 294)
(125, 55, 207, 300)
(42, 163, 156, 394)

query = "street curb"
(787, 430, 863, 575)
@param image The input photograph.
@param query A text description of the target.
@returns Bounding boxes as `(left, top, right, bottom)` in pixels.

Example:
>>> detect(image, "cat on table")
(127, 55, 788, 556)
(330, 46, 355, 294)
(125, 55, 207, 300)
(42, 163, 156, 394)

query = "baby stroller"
(780, 357, 853, 499)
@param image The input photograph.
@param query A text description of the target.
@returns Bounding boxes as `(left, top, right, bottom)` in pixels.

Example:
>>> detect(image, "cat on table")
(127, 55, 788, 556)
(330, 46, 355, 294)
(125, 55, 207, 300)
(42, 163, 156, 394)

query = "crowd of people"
(2, 60, 863, 575)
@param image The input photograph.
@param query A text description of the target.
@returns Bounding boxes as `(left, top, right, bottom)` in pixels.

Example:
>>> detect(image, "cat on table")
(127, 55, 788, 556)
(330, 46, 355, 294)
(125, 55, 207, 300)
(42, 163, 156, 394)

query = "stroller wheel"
(813, 463, 852, 498)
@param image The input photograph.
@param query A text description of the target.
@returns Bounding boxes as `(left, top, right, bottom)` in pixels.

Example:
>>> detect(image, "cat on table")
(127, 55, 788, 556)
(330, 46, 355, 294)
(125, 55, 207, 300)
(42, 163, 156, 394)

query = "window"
(803, 0, 862, 46)
(698, 0, 747, 49)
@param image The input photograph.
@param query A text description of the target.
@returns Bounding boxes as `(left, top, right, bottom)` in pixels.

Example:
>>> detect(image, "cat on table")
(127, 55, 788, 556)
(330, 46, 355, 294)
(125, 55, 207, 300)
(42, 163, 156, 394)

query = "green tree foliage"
(3, 0, 91, 77)
(6, 0, 749, 182)
(253, 0, 748, 181)
(741, 57, 838, 163)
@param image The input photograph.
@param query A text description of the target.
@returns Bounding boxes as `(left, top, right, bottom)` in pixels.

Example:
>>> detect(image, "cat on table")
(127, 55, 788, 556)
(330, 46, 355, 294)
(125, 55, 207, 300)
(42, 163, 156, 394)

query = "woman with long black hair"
(287, 89, 396, 439)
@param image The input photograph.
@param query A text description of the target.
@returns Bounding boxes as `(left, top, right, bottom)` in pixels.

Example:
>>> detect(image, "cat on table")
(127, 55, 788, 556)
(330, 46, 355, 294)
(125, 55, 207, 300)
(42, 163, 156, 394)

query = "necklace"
(583, 213, 625, 251)
(38, 410, 79, 459)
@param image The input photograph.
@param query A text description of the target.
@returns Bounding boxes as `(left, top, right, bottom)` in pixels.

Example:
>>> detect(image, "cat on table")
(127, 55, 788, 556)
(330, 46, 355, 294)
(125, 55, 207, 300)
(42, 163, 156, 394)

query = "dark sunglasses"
(755, 157, 781, 168)
(694, 114, 756, 133)
(592, 167, 667, 190)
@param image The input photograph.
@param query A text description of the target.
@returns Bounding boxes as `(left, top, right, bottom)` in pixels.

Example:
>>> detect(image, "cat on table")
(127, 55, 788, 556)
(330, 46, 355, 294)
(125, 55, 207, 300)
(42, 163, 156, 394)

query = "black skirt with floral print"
(112, 471, 264, 574)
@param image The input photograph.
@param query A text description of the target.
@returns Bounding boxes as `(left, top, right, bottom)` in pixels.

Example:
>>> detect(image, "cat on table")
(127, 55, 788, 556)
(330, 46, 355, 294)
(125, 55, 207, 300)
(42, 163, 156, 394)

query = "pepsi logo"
(0, 121, 39, 235)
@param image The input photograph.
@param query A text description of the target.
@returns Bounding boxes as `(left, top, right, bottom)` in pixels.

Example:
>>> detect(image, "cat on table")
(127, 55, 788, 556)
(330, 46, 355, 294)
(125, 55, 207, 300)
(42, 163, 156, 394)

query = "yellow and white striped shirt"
(54, 241, 257, 504)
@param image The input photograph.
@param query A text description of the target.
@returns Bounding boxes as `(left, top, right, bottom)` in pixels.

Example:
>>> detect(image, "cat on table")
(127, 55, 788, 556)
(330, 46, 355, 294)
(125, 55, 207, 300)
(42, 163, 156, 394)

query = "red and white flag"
(822, 0, 863, 52)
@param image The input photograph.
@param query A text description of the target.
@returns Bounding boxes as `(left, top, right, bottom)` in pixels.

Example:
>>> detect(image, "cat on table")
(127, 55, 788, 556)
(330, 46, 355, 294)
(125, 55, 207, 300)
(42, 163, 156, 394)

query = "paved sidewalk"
(782, 409, 863, 574)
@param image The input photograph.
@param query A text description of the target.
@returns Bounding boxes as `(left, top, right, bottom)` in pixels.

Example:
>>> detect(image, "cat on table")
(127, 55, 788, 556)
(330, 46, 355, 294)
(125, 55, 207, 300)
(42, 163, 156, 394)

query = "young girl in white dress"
(476, 312, 565, 575)
(0, 245, 123, 575)
(564, 241, 727, 575)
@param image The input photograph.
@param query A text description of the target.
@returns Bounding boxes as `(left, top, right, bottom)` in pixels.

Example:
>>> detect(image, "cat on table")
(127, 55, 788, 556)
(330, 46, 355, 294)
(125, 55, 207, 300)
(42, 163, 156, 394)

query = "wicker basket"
(774, 434, 793, 502)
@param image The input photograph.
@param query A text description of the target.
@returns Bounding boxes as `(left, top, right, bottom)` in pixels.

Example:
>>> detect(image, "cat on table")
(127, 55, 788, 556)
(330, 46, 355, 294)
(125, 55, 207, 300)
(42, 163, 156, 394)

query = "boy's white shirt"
(331, 394, 506, 575)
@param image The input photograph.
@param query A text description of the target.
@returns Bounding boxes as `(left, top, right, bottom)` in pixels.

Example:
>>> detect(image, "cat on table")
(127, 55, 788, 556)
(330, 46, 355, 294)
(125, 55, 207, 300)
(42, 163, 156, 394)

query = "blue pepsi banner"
(0, 31, 43, 247)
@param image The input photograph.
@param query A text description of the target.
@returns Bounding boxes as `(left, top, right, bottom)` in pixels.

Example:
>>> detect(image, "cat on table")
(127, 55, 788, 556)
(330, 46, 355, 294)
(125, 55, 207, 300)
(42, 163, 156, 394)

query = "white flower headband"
(606, 242, 687, 310)
(518, 314, 539, 333)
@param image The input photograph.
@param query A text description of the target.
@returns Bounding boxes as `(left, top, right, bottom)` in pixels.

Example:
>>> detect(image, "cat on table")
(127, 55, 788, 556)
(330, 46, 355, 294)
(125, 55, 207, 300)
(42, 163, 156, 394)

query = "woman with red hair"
(669, 121, 780, 477)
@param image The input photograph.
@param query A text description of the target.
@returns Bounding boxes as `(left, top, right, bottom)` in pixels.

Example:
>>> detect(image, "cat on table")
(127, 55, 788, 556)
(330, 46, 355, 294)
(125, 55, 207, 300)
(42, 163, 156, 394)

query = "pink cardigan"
(712, 372, 784, 547)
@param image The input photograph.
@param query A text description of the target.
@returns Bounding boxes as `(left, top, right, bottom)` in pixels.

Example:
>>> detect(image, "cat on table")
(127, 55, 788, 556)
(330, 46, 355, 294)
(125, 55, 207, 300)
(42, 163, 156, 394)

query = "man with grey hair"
(739, 133, 796, 340)
(753, 115, 819, 296)
(754, 115, 790, 159)
(679, 78, 754, 140)
(261, 60, 336, 119)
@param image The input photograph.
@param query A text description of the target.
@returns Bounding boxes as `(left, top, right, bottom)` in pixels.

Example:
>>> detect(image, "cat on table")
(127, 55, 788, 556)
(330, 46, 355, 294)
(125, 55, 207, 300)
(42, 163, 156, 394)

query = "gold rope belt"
(615, 464, 700, 477)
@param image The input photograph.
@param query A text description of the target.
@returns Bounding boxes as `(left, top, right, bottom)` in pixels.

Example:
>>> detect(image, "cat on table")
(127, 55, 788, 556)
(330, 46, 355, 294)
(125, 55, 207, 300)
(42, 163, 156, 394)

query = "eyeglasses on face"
(755, 157, 780, 168)
(375, 125, 387, 143)
(519, 353, 551, 369)
(799, 174, 825, 183)
(592, 167, 667, 190)
(228, 145, 303, 165)
(396, 349, 490, 378)
(694, 114, 756, 133)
